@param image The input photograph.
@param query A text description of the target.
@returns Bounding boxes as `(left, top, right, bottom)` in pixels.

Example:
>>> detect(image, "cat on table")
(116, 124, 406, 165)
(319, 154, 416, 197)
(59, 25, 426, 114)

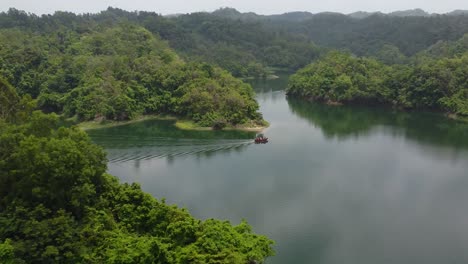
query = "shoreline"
(286, 94, 468, 123)
(78, 115, 269, 132)
(175, 120, 269, 132)
(78, 115, 177, 130)
(242, 74, 280, 81)
(446, 113, 468, 123)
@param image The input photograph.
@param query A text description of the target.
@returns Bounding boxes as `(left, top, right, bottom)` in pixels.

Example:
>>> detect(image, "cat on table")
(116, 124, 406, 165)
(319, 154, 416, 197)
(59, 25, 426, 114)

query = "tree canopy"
(287, 49, 468, 117)
(0, 80, 275, 263)
(0, 23, 264, 127)
(2, 7, 468, 79)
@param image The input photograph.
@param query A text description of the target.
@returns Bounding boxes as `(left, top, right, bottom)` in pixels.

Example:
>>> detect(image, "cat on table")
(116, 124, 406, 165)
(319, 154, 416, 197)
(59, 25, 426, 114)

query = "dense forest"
(0, 20, 265, 128)
(1, 5, 468, 263)
(286, 13, 468, 57)
(0, 77, 274, 263)
(271, 8, 468, 118)
(1, 7, 467, 124)
(2, 7, 468, 78)
(0, 8, 324, 78)
(287, 37, 468, 117)
(208, 7, 468, 58)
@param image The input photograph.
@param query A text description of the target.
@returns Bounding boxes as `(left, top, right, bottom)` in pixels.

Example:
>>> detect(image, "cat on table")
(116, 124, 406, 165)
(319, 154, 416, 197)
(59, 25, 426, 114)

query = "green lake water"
(88, 74, 468, 264)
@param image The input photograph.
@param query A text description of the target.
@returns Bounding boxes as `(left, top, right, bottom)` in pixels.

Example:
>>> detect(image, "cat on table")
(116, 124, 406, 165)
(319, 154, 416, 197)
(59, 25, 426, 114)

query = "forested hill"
(0, 78, 275, 263)
(0, 8, 277, 263)
(1, 7, 468, 122)
(0, 19, 264, 127)
(0, 8, 323, 78)
(209, 7, 466, 21)
(2, 7, 468, 78)
(293, 13, 468, 57)
(209, 8, 468, 57)
(203, 8, 468, 58)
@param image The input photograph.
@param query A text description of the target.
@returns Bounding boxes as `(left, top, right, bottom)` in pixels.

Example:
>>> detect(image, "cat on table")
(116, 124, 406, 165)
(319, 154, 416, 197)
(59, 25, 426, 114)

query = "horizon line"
(1, 6, 467, 17)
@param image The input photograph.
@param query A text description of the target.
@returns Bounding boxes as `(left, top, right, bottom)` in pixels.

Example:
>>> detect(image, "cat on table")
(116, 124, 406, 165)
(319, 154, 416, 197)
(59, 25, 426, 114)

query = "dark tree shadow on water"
(287, 98, 468, 150)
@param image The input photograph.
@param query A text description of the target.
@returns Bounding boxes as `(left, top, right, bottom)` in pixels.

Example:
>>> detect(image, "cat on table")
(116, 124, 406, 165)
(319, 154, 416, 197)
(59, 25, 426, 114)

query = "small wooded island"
(287, 50, 467, 119)
(1, 5, 468, 264)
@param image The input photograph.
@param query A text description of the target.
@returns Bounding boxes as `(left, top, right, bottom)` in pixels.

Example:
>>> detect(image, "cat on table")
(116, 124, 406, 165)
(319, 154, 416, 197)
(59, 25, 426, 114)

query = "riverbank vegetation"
(0, 78, 275, 263)
(287, 44, 468, 118)
(0, 22, 264, 128)
(175, 119, 268, 132)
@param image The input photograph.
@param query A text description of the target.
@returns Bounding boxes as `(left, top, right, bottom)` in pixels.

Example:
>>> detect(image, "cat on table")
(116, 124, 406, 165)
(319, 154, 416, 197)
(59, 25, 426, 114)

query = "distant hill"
(211, 7, 314, 22)
(388, 8, 430, 17)
(211, 8, 468, 20)
(296, 12, 468, 56)
(267, 11, 314, 22)
(206, 7, 468, 56)
(348, 9, 433, 19)
(211, 7, 260, 20)
(348, 9, 468, 19)
(164, 13, 184, 18)
(447, 10, 468, 16)
(348, 11, 382, 19)
(2, 6, 467, 79)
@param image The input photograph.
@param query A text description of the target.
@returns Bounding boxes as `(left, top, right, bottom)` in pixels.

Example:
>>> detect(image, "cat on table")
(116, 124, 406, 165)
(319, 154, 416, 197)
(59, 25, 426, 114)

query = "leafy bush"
(0, 108, 275, 263)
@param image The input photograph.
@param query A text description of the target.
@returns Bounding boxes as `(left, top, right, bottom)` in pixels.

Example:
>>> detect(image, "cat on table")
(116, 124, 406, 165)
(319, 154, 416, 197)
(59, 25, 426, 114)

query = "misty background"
(1, 0, 468, 15)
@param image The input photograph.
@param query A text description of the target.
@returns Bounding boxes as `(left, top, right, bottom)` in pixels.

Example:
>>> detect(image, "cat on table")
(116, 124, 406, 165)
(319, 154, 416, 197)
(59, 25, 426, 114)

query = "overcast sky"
(1, 0, 467, 15)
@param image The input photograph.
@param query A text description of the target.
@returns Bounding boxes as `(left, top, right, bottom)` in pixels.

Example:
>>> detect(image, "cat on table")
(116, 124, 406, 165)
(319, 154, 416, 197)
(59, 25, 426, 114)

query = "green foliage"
(2, 7, 468, 77)
(159, 12, 322, 76)
(0, 110, 274, 263)
(0, 77, 36, 123)
(293, 13, 468, 57)
(0, 8, 323, 79)
(288, 50, 468, 117)
(373, 44, 408, 65)
(161, 10, 468, 70)
(175, 67, 261, 126)
(0, 239, 14, 264)
(288, 51, 390, 104)
(0, 23, 263, 127)
(414, 33, 468, 61)
(0, 77, 20, 120)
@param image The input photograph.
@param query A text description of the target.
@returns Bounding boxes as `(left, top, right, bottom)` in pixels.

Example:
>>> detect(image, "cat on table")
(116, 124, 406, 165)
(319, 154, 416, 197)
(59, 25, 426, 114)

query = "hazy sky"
(1, 0, 467, 15)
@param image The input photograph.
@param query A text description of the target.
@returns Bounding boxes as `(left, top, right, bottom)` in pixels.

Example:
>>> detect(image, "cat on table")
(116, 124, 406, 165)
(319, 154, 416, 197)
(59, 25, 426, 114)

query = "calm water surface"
(88, 74, 468, 264)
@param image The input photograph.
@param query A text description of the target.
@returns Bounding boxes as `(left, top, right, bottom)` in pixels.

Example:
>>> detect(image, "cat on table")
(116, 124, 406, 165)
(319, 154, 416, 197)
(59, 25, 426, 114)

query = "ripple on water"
(87, 120, 256, 163)
(103, 139, 254, 163)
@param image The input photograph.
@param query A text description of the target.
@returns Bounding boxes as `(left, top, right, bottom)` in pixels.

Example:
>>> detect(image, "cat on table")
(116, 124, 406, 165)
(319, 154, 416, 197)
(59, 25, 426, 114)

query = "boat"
(254, 134, 268, 144)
